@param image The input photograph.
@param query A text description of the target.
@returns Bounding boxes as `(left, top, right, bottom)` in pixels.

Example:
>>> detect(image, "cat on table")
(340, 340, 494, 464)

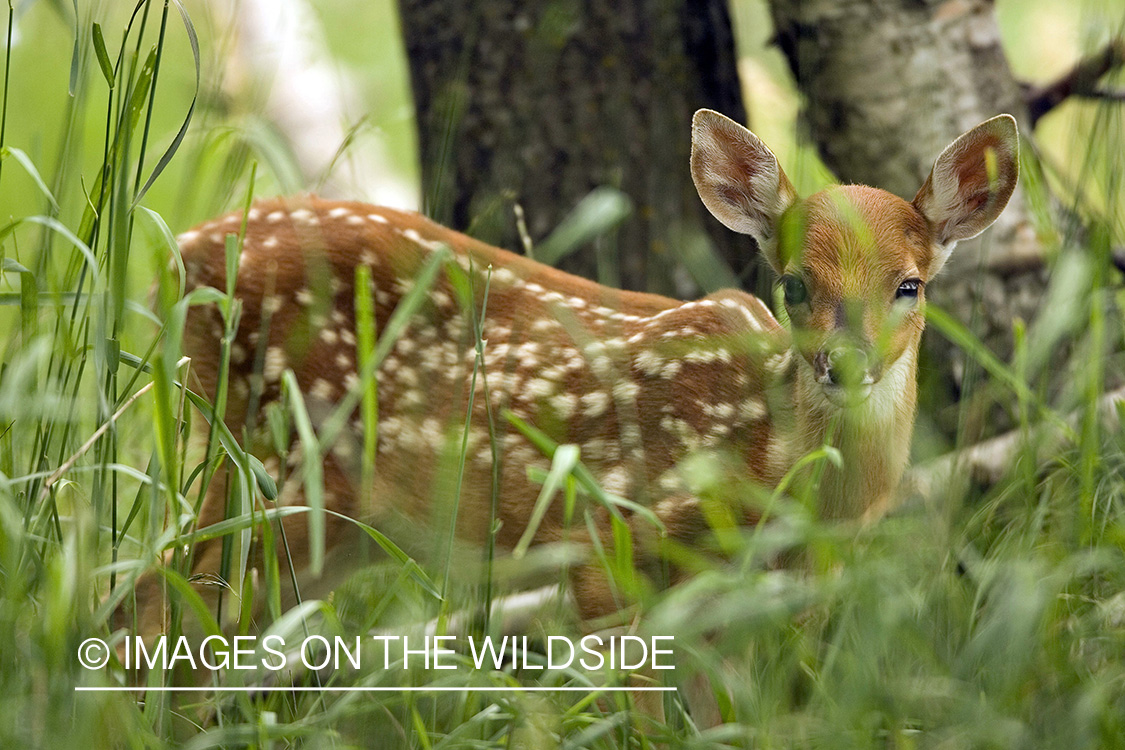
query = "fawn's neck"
(784, 347, 918, 520)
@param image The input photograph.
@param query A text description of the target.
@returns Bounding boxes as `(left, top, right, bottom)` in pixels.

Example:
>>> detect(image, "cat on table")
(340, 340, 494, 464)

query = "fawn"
(123, 110, 1018, 639)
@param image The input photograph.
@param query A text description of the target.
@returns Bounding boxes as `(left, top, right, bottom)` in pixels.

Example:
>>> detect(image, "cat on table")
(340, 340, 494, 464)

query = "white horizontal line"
(75, 685, 676, 693)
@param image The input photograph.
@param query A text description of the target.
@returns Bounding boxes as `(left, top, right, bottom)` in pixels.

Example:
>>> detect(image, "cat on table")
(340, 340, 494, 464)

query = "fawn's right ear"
(691, 109, 798, 273)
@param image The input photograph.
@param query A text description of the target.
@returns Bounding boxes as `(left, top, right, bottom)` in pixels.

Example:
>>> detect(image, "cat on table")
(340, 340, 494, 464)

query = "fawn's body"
(132, 111, 1019, 635)
(178, 199, 793, 620)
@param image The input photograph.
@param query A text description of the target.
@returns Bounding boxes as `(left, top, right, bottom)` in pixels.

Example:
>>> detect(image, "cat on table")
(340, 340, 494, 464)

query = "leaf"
(1, 147, 61, 211)
(315, 245, 451, 450)
(346, 516, 442, 601)
(536, 186, 632, 266)
(673, 221, 740, 292)
(171, 506, 308, 547)
(0, 216, 99, 285)
(126, 46, 157, 135)
(283, 371, 325, 577)
(67, 0, 79, 95)
(514, 444, 581, 558)
(133, 0, 200, 207)
(1, 258, 30, 274)
(91, 22, 115, 88)
(247, 455, 278, 501)
(504, 411, 663, 531)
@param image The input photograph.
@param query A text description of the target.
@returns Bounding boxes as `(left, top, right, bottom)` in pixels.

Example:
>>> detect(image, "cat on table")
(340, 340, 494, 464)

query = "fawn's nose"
(815, 346, 874, 388)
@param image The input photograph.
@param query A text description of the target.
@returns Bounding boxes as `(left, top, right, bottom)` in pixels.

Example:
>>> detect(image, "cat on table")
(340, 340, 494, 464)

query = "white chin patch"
(821, 383, 872, 408)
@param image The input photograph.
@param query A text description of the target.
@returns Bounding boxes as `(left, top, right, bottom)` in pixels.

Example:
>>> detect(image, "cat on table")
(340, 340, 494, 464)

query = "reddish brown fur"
(780, 186, 932, 376)
(130, 196, 790, 633)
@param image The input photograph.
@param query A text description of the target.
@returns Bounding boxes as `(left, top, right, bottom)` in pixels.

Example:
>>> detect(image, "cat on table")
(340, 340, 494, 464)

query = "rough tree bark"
(767, 0, 1049, 438)
(396, 0, 753, 297)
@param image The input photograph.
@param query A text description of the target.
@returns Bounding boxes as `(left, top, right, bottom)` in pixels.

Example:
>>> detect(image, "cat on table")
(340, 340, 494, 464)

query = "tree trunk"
(768, 0, 1047, 440)
(397, 0, 754, 297)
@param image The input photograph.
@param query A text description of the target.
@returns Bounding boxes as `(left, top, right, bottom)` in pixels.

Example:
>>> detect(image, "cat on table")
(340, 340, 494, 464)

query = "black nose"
(826, 347, 868, 386)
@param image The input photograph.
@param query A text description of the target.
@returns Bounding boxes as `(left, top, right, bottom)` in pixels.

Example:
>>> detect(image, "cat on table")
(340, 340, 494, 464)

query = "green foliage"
(1, 1, 1123, 748)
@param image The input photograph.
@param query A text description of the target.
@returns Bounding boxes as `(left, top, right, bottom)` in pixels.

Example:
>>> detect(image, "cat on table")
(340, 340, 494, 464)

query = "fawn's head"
(690, 110, 1019, 408)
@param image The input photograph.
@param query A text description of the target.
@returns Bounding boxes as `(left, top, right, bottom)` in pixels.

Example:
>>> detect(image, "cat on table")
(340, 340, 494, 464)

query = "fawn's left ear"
(913, 114, 1020, 277)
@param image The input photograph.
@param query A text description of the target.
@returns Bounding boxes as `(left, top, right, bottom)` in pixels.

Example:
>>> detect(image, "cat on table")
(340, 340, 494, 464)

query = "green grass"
(1, 1, 1124, 748)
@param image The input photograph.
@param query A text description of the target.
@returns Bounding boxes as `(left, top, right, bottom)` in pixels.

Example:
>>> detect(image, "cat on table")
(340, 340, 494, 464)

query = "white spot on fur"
(738, 398, 766, 422)
(600, 466, 630, 495)
(492, 267, 517, 285)
(263, 347, 286, 383)
(310, 379, 335, 401)
(612, 380, 639, 402)
(515, 341, 540, 366)
(683, 349, 731, 365)
(291, 208, 317, 225)
(332, 438, 354, 459)
(582, 437, 607, 461)
(580, 391, 610, 418)
(525, 378, 556, 399)
(549, 392, 578, 419)
(657, 472, 685, 494)
(701, 401, 735, 420)
(635, 350, 664, 376)
(396, 366, 419, 388)
(766, 351, 792, 374)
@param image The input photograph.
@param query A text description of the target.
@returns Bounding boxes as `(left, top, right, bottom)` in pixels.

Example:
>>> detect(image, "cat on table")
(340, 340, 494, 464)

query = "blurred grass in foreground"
(1, 1, 1124, 748)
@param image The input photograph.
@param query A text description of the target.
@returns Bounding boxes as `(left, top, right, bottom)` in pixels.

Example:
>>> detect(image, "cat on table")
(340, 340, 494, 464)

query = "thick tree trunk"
(397, 0, 753, 297)
(768, 0, 1047, 439)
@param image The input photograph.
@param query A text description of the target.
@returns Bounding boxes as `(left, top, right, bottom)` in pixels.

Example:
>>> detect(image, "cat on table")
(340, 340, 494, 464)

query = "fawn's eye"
(782, 275, 808, 306)
(895, 278, 921, 301)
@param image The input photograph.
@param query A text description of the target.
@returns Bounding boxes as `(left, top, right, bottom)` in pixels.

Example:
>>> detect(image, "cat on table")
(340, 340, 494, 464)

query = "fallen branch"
(904, 385, 1125, 502)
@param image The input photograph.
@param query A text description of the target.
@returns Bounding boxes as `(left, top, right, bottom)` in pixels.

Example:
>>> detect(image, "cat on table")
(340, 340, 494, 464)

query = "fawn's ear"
(913, 114, 1020, 277)
(691, 109, 798, 273)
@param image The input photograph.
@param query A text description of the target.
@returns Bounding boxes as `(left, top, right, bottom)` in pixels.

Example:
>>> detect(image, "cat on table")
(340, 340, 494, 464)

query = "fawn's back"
(159, 109, 1019, 628)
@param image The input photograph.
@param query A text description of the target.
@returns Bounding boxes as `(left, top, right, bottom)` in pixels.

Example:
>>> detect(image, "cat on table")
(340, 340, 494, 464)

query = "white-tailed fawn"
(120, 110, 1018, 640)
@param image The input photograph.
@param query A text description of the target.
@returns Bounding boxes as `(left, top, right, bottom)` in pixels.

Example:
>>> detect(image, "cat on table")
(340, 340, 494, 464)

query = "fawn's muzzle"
(814, 346, 879, 404)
